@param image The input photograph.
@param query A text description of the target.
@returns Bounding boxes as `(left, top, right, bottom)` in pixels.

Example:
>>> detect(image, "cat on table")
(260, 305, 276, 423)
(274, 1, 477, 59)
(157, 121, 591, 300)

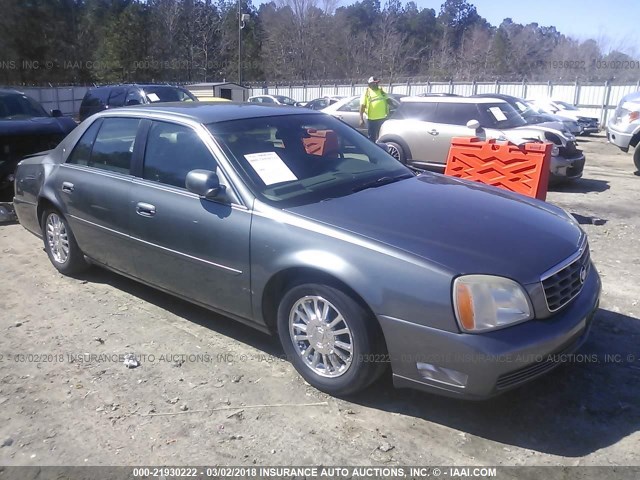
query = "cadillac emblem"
(579, 265, 587, 284)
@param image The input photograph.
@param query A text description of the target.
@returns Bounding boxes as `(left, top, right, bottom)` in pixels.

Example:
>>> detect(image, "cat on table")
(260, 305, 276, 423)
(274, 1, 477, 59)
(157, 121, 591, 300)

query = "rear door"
(128, 120, 252, 318)
(55, 116, 142, 272)
(429, 102, 480, 165)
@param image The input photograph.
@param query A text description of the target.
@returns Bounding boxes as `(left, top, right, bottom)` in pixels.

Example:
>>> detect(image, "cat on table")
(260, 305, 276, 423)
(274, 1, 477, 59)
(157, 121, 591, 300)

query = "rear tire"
(277, 283, 386, 396)
(385, 141, 406, 164)
(42, 209, 90, 275)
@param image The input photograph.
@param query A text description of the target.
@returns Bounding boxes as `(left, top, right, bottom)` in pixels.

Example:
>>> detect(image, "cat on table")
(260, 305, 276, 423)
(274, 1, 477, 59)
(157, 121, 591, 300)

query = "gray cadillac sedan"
(12, 103, 601, 399)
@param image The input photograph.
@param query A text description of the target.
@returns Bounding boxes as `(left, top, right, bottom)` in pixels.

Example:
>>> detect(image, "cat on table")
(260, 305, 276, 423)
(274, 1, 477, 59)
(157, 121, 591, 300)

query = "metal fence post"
(521, 79, 527, 98)
(495, 80, 500, 94)
(471, 80, 477, 95)
(548, 81, 553, 98)
(601, 80, 612, 125)
(573, 80, 581, 106)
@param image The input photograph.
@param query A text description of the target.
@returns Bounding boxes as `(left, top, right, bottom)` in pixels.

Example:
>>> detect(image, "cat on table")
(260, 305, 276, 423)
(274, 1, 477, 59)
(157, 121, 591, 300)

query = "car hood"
(0, 116, 76, 136)
(556, 109, 596, 121)
(285, 174, 583, 284)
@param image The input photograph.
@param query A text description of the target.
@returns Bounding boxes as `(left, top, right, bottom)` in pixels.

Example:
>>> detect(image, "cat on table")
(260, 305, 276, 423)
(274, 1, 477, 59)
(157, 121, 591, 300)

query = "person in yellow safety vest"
(359, 76, 390, 141)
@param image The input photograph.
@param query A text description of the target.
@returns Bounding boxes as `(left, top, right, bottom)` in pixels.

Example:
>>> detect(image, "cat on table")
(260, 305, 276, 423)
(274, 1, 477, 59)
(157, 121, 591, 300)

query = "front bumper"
(549, 153, 585, 183)
(607, 125, 634, 151)
(378, 267, 601, 399)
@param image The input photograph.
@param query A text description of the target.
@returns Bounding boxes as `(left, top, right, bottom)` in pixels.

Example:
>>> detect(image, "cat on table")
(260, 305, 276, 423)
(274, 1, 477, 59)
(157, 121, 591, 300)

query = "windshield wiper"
(352, 173, 414, 193)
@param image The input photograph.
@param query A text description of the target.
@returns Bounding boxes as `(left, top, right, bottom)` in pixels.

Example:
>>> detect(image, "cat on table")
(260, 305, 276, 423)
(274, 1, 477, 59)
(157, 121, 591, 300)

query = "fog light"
(417, 362, 468, 388)
(7, 174, 15, 182)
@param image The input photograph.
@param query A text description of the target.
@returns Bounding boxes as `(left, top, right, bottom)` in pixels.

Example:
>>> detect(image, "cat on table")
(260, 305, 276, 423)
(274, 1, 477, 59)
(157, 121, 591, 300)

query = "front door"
(128, 120, 252, 319)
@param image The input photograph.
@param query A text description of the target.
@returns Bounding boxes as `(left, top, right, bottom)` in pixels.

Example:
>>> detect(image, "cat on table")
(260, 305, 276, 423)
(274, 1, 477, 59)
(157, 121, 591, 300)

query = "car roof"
(400, 96, 507, 104)
(89, 84, 188, 90)
(100, 102, 321, 124)
(0, 88, 28, 96)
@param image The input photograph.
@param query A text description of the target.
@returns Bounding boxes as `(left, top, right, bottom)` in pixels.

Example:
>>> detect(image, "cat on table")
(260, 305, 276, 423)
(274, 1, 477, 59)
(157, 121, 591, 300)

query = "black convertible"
(0, 89, 77, 200)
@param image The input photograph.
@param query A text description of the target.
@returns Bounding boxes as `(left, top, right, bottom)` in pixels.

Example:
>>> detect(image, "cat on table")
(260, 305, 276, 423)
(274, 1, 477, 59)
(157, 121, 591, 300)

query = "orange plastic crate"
(444, 137, 552, 200)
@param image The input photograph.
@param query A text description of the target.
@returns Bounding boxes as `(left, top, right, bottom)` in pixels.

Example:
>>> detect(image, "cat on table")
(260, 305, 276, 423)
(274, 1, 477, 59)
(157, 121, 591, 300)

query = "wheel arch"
(377, 134, 413, 161)
(261, 266, 384, 345)
(37, 195, 64, 228)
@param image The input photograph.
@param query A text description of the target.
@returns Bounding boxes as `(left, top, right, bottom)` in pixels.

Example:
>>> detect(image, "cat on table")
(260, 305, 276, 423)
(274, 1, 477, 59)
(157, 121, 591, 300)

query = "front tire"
(634, 147, 640, 172)
(42, 209, 90, 275)
(385, 141, 406, 164)
(277, 283, 386, 396)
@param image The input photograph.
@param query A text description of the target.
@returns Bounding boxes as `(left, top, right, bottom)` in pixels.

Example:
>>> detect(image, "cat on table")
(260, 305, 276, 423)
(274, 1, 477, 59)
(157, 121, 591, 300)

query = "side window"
(143, 122, 216, 189)
(261, 97, 275, 104)
(67, 120, 103, 166)
(107, 88, 126, 107)
(338, 97, 361, 112)
(125, 89, 144, 106)
(249, 97, 260, 103)
(434, 103, 480, 126)
(396, 102, 438, 121)
(82, 88, 109, 107)
(89, 118, 141, 174)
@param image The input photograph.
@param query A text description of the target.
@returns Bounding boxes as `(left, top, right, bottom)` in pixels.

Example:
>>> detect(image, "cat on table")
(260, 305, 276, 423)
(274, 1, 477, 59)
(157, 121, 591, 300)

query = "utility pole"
(238, 2, 249, 85)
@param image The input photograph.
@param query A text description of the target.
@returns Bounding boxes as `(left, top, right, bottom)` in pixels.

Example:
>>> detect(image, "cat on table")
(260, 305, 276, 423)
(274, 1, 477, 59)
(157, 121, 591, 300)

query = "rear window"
(82, 88, 110, 107)
(142, 87, 195, 103)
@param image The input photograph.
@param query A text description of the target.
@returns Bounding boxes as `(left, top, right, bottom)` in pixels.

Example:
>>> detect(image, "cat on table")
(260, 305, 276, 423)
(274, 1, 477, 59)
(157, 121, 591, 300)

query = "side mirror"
(51, 109, 63, 117)
(186, 169, 226, 200)
(466, 119, 481, 130)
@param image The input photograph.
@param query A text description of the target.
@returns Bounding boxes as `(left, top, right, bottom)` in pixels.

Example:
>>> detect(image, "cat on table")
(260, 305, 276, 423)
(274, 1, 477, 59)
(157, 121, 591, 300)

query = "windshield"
(478, 102, 527, 129)
(143, 86, 196, 103)
(555, 101, 577, 111)
(275, 96, 297, 105)
(208, 113, 411, 207)
(0, 93, 48, 119)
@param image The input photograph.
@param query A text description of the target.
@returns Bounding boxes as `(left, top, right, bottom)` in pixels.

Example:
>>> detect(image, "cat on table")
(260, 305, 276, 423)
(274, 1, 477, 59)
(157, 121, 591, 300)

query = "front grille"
(542, 243, 590, 312)
(495, 334, 584, 390)
(577, 118, 599, 129)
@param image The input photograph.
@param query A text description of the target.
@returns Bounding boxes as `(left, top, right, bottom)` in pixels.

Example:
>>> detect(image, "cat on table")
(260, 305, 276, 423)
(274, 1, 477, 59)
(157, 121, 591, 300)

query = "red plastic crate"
(444, 137, 553, 200)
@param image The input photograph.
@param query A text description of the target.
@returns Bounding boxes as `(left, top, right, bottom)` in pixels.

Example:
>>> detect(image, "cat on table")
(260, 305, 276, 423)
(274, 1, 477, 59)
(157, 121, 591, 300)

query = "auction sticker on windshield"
(489, 106, 508, 122)
(245, 151, 298, 185)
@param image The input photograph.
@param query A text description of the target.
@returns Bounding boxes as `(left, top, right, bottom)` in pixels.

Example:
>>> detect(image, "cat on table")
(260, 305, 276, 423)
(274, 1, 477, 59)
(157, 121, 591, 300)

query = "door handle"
(61, 182, 74, 193)
(136, 202, 156, 217)
(428, 129, 439, 136)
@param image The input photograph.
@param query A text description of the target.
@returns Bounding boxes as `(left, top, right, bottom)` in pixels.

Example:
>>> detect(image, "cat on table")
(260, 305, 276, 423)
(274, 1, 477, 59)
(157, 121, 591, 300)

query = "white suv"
(607, 91, 640, 171)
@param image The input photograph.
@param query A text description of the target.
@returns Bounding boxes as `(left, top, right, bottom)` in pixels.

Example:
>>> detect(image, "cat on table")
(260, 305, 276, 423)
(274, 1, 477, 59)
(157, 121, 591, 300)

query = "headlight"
(551, 145, 560, 157)
(453, 275, 533, 333)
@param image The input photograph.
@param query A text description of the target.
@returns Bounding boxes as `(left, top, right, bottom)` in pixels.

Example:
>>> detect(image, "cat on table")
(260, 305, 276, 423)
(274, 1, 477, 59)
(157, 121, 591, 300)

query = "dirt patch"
(0, 134, 639, 466)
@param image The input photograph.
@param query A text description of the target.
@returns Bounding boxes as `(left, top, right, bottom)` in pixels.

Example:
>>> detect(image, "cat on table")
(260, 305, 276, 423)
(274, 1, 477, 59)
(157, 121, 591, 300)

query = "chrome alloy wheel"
(386, 143, 401, 161)
(46, 213, 70, 264)
(289, 295, 353, 378)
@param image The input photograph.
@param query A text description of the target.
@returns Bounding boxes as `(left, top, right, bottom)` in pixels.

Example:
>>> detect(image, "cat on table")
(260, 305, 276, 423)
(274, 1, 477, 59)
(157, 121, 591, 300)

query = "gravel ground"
(0, 134, 638, 467)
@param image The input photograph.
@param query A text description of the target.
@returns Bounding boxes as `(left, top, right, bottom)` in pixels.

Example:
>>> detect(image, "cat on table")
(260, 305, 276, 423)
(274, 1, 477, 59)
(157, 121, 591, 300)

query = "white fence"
(18, 86, 89, 118)
(249, 81, 640, 124)
(11, 81, 640, 124)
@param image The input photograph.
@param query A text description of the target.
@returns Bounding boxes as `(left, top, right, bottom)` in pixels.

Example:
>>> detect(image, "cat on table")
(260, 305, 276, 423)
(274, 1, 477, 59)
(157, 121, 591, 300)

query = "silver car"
(322, 94, 404, 135)
(13, 103, 600, 399)
(607, 91, 640, 171)
(378, 96, 586, 183)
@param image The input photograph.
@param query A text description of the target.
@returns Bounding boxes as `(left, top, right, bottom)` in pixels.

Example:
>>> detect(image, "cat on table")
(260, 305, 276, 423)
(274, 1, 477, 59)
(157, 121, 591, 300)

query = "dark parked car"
(0, 89, 76, 200)
(13, 103, 600, 399)
(79, 84, 197, 121)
